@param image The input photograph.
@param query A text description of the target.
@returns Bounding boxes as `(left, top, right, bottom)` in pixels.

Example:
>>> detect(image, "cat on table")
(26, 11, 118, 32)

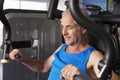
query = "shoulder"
(47, 44, 64, 64)
(90, 50, 103, 59)
(53, 44, 65, 54)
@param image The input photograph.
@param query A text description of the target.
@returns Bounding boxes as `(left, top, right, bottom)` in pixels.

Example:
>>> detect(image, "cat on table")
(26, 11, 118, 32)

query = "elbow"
(30, 61, 50, 73)
(40, 67, 50, 73)
(40, 69, 49, 73)
(32, 66, 49, 73)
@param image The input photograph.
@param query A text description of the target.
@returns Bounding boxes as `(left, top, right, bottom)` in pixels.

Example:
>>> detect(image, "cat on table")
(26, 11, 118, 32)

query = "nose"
(62, 27, 68, 36)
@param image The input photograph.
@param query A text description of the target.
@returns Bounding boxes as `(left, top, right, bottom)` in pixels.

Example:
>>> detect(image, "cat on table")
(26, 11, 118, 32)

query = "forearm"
(21, 57, 45, 72)
(9, 49, 52, 73)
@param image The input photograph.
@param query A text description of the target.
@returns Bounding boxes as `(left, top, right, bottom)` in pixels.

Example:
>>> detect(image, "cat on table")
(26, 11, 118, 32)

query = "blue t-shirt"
(48, 44, 96, 80)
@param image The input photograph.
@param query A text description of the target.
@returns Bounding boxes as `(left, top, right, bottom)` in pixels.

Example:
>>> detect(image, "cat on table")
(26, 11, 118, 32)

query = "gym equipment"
(69, 0, 115, 79)
(47, 0, 118, 80)
(0, 0, 11, 63)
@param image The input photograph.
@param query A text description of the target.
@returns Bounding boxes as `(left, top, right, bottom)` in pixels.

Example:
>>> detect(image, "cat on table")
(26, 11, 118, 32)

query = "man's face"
(61, 12, 86, 46)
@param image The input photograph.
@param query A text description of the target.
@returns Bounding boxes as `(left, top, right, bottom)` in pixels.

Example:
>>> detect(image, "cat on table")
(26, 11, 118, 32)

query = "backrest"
(87, 23, 113, 54)
(111, 0, 120, 75)
(87, 0, 120, 75)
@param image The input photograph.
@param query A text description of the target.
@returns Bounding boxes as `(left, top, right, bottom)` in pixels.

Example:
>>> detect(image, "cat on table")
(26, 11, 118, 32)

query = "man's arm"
(9, 45, 62, 73)
(9, 49, 54, 73)
(89, 50, 120, 80)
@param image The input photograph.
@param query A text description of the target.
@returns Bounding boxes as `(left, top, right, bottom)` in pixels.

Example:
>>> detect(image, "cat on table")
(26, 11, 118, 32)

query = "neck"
(66, 41, 90, 54)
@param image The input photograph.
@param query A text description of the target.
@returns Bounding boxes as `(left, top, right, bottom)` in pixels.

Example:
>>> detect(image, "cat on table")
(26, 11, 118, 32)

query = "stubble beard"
(66, 37, 81, 46)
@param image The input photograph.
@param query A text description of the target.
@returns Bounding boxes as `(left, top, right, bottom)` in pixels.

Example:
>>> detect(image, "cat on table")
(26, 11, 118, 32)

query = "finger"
(61, 64, 72, 77)
(65, 64, 81, 80)
(60, 71, 66, 79)
(68, 66, 75, 80)
(60, 74, 65, 80)
(9, 49, 20, 60)
(61, 64, 73, 79)
(62, 64, 73, 72)
(67, 65, 77, 80)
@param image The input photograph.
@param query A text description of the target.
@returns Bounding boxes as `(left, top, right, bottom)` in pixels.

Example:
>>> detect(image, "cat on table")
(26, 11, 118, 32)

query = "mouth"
(64, 36, 71, 41)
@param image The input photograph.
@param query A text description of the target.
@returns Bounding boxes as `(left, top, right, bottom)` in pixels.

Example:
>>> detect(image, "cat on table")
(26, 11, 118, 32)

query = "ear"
(81, 28, 87, 34)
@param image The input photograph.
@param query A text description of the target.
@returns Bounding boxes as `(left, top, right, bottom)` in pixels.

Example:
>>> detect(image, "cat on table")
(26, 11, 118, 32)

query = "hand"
(9, 49, 24, 62)
(60, 64, 82, 80)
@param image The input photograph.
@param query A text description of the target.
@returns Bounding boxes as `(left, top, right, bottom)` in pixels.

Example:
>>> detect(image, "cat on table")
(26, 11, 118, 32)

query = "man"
(9, 9, 119, 80)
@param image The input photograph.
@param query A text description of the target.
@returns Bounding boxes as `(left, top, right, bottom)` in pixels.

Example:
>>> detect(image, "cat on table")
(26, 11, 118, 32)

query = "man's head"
(60, 9, 89, 46)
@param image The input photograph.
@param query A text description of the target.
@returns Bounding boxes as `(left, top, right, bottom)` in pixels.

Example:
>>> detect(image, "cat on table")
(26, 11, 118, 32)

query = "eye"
(66, 25, 73, 30)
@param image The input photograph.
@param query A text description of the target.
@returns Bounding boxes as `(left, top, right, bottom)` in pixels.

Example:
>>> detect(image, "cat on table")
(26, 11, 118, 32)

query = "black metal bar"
(0, 0, 11, 40)
(0, 0, 11, 63)
(69, 0, 115, 80)
(47, 0, 62, 19)
(90, 15, 120, 25)
(11, 41, 32, 48)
